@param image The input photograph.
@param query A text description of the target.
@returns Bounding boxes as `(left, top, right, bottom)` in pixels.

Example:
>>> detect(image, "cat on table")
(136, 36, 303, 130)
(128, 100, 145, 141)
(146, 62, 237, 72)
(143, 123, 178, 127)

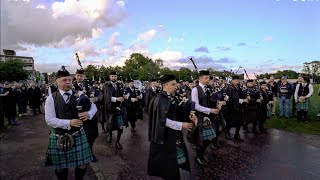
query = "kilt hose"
(45, 128, 93, 169)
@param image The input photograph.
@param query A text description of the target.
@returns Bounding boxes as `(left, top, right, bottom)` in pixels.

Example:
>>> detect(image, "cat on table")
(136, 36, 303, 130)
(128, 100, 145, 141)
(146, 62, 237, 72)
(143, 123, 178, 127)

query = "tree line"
(1, 54, 319, 82)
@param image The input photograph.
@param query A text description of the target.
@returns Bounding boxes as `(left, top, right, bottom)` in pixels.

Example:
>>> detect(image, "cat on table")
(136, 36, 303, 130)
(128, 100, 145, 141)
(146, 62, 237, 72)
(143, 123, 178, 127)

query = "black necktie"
(204, 85, 208, 93)
(79, 83, 83, 90)
(64, 92, 71, 103)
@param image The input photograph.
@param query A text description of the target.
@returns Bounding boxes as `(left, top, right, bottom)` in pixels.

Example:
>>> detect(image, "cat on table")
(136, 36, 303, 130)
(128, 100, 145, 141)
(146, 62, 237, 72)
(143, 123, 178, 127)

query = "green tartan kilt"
(296, 98, 311, 111)
(202, 127, 216, 141)
(45, 128, 93, 169)
(115, 115, 124, 128)
(176, 147, 187, 165)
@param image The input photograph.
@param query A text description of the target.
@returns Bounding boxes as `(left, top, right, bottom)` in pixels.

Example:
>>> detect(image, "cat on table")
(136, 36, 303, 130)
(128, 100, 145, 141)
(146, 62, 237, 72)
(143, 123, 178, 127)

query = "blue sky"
(1, 0, 319, 73)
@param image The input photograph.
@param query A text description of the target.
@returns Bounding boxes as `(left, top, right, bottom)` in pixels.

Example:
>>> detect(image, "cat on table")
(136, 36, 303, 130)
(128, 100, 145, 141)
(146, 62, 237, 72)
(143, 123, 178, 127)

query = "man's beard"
(111, 79, 117, 83)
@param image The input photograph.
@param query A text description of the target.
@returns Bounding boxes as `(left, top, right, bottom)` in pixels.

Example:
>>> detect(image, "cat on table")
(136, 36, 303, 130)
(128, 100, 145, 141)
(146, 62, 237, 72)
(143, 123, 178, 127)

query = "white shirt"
(191, 82, 211, 114)
(45, 89, 97, 129)
(294, 83, 314, 100)
(165, 118, 182, 131)
(48, 87, 52, 96)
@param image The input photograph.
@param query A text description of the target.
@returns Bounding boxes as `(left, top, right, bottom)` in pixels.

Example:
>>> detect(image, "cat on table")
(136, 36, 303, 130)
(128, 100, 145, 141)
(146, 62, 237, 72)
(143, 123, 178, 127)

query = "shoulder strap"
(52, 91, 59, 117)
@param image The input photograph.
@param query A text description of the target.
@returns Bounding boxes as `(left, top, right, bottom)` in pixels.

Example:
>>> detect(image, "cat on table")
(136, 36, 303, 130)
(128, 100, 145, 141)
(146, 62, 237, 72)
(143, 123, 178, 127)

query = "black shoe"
(115, 142, 123, 149)
(252, 129, 259, 134)
(38, 111, 43, 114)
(196, 157, 207, 166)
(212, 142, 222, 149)
(243, 127, 250, 134)
(211, 144, 218, 150)
(234, 134, 243, 142)
(286, 117, 289, 120)
(108, 134, 112, 144)
(225, 132, 232, 140)
(92, 154, 97, 162)
(203, 156, 211, 163)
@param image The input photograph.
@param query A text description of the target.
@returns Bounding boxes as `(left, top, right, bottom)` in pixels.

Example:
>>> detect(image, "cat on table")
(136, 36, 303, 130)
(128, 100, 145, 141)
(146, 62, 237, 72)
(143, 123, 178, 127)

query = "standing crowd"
(0, 66, 318, 180)
(0, 81, 46, 129)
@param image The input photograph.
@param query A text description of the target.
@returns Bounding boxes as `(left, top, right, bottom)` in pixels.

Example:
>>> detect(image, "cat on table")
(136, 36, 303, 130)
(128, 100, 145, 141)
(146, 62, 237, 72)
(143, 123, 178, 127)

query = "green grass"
(265, 84, 320, 135)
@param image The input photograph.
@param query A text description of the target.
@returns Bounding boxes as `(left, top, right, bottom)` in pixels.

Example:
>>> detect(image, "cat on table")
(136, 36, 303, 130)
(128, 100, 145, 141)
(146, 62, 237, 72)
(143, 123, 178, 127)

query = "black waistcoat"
(52, 91, 79, 134)
(196, 86, 209, 108)
(298, 83, 309, 97)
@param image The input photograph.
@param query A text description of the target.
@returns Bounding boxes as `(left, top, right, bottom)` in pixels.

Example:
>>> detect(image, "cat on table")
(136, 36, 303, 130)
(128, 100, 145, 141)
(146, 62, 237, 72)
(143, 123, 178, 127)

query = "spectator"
(2, 82, 18, 125)
(278, 76, 294, 119)
(294, 76, 313, 122)
(17, 84, 29, 116)
(267, 76, 278, 116)
(28, 82, 42, 115)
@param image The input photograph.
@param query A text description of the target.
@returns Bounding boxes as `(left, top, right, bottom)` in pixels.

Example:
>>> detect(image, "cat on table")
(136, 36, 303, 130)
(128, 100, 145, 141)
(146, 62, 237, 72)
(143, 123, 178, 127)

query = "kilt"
(202, 127, 216, 141)
(115, 115, 125, 129)
(296, 98, 311, 111)
(176, 147, 186, 165)
(45, 128, 93, 169)
(267, 104, 272, 118)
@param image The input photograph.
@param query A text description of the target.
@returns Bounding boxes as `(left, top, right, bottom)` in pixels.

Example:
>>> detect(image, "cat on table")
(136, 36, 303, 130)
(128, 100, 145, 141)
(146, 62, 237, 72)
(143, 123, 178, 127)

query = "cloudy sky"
(1, 0, 319, 74)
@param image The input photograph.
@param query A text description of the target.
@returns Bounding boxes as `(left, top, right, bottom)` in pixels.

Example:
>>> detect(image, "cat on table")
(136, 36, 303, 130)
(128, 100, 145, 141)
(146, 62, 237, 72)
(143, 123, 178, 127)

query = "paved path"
(1, 113, 320, 180)
(93, 114, 320, 180)
(0, 113, 97, 180)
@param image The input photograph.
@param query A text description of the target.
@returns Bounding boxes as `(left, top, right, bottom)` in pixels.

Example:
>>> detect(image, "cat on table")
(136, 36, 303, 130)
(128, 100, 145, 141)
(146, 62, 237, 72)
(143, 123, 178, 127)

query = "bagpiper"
(44, 66, 97, 180)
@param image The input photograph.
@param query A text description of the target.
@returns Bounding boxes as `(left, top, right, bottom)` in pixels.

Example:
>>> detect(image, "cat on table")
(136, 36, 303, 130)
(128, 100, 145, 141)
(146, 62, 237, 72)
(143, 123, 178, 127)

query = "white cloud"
(1, 0, 125, 50)
(35, 4, 46, 9)
(92, 28, 103, 39)
(108, 32, 121, 46)
(51, 0, 109, 19)
(168, 37, 172, 43)
(263, 36, 273, 42)
(138, 29, 157, 42)
(116, 1, 126, 8)
(151, 50, 185, 67)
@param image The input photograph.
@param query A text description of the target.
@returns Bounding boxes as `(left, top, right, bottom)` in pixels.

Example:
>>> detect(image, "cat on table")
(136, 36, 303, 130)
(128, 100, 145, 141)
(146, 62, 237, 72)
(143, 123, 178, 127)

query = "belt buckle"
(203, 117, 212, 128)
(56, 133, 74, 151)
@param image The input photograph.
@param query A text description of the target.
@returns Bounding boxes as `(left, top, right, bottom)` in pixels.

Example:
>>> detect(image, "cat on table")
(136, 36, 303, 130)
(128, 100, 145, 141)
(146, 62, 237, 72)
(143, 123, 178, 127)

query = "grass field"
(265, 84, 320, 136)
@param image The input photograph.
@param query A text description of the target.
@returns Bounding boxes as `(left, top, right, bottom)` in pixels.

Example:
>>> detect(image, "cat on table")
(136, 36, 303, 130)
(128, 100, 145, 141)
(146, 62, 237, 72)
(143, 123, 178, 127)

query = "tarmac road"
(1, 113, 320, 180)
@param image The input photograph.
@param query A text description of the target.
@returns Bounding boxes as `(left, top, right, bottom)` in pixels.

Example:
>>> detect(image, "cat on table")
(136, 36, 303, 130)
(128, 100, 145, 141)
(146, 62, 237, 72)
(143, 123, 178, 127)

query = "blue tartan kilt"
(202, 127, 216, 141)
(45, 128, 93, 169)
(296, 98, 311, 111)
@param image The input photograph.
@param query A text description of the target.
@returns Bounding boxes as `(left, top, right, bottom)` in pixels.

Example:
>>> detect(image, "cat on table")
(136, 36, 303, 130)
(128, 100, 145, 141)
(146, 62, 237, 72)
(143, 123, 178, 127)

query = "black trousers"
(196, 140, 211, 158)
(226, 125, 241, 136)
(292, 98, 296, 116)
(0, 112, 4, 130)
(86, 135, 97, 153)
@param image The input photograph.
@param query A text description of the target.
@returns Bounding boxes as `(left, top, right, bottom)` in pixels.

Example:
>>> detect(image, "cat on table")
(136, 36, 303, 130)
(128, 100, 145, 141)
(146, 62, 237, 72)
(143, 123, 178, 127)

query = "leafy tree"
(122, 53, 163, 81)
(177, 67, 192, 81)
(302, 61, 320, 80)
(84, 65, 99, 80)
(42, 73, 49, 83)
(0, 59, 29, 82)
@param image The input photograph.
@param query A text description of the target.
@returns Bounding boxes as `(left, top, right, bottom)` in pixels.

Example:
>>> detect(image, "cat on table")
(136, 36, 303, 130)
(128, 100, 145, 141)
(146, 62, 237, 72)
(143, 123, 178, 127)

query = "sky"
(1, 0, 319, 74)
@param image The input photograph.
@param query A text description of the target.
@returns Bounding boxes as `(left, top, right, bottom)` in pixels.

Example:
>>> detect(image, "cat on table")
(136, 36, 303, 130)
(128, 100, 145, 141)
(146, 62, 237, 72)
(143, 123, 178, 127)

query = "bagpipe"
(74, 53, 93, 114)
(174, 92, 196, 123)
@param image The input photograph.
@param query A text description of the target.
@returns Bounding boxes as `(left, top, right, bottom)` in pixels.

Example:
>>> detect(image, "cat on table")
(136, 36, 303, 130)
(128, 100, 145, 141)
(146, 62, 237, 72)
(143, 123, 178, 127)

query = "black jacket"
(147, 92, 190, 179)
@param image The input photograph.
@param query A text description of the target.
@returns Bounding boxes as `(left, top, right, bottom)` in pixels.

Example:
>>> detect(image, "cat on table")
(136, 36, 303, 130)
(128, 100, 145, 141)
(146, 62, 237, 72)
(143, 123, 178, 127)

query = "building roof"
(0, 54, 34, 59)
